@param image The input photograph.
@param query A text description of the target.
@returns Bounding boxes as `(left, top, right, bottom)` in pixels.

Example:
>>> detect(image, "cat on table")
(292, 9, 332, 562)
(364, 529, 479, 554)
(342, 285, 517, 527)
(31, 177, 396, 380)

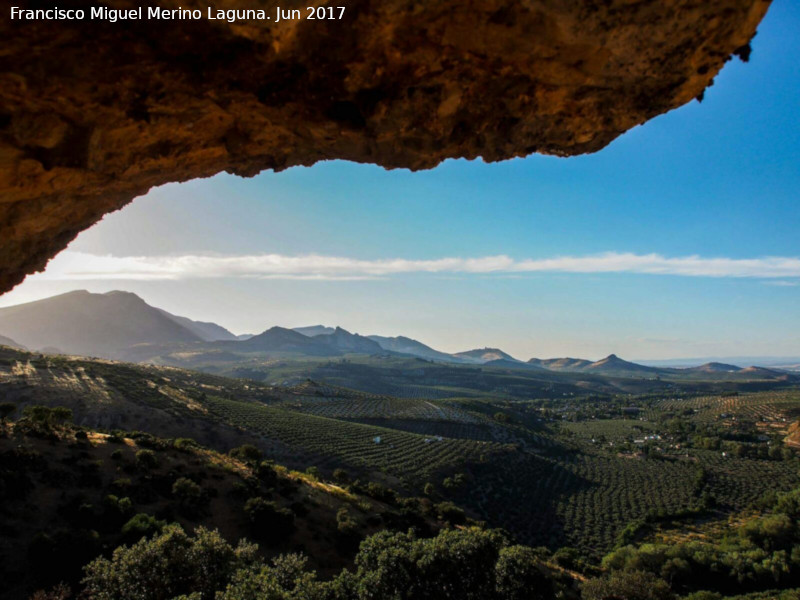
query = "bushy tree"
(0, 402, 16, 421)
(582, 570, 674, 600)
(83, 525, 258, 600)
(351, 527, 509, 600)
(23, 405, 73, 425)
(172, 477, 207, 518)
(229, 445, 263, 463)
(494, 545, 553, 600)
(174, 438, 198, 452)
(243, 497, 295, 541)
(120, 513, 167, 543)
(435, 501, 466, 525)
(135, 449, 158, 470)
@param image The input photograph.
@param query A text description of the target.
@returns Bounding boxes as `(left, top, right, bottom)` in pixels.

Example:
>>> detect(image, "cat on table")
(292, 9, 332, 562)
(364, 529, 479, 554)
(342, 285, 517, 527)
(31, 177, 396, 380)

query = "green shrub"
(243, 497, 294, 541)
(172, 477, 207, 518)
(174, 438, 198, 452)
(0, 402, 16, 421)
(435, 501, 466, 525)
(494, 545, 553, 600)
(120, 513, 167, 542)
(84, 525, 258, 600)
(582, 570, 674, 600)
(229, 444, 262, 463)
(135, 449, 158, 470)
(336, 507, 358, 537)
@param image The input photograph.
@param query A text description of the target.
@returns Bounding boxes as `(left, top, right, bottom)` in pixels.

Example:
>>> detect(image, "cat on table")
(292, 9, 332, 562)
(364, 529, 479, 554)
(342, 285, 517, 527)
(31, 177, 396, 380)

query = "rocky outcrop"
(0, 0, 771, 293)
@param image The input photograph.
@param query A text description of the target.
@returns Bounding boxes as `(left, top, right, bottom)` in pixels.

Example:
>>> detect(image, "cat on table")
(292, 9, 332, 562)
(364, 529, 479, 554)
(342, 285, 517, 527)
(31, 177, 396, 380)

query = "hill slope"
(0, 416, 439, 599)
(0, 290, 202, 358)
(585, 354, 661, 376)
(235, 326, 341, 356)
(0, 333, 25, 349)
(528, 357, 594, 370)
(368, 334, 460, 362)
(316, 327, 385, 354)
(156, 308, 238, 341)
(686, 362, 743, 373)
(454, 348, 520, 363)
(294, 325, 336, 337)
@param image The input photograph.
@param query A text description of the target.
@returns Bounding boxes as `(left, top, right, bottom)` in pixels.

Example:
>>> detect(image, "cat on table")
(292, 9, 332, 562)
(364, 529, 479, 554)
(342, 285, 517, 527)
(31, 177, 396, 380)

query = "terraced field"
(562, 419, 659, 442)
(5, 347, 800, 563)
(652, 391, 800, 425)
(457, 443, 800, 557)
(278, 394, 482, 423)
(203, 395, 506, 485)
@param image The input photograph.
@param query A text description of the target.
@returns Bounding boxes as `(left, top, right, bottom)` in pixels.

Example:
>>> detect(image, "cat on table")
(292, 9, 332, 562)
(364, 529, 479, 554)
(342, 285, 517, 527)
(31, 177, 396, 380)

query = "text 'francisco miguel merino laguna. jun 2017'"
(9, 5, 347, 24)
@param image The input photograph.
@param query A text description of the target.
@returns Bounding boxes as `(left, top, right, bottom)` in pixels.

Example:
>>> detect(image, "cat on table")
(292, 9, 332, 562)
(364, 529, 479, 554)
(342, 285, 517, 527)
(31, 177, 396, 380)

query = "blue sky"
(2, 0, 798, 360)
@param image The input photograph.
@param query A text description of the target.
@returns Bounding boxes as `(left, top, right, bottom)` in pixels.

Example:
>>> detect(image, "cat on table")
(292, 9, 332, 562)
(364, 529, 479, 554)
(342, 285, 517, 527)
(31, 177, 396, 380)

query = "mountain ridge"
(0, 290, 202, 358)
(454, 347, 521, 363)
(0, 333, 25, 349)
(0, 290, 794, 384)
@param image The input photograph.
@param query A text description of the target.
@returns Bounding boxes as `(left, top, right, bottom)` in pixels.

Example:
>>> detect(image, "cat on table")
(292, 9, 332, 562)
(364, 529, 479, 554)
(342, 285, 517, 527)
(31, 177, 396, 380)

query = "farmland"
(3, 346, 800, 564)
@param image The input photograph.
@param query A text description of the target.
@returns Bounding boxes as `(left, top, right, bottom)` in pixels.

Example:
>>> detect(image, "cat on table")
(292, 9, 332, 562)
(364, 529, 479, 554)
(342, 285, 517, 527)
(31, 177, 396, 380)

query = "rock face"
(0, 0, 771, 294)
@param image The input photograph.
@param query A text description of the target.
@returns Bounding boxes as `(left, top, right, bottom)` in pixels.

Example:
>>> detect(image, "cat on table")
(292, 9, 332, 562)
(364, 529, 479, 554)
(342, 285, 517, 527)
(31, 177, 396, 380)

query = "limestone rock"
(0, 0, 771, 293)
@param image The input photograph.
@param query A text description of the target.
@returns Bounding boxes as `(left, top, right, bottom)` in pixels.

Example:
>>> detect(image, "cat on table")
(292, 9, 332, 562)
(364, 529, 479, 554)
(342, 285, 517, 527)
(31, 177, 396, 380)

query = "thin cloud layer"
(30, 251, 800, 282)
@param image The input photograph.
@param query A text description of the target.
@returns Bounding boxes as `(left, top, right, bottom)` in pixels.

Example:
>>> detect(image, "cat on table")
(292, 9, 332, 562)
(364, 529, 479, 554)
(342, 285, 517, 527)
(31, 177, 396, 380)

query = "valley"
(3, 342, 800, 599)
(2, 292, 800, 599)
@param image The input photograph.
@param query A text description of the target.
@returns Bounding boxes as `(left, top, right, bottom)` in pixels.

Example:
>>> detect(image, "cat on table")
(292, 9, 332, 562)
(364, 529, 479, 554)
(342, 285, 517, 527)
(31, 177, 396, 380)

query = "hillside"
(0, 333, 24, 349)
(4, 345, 800, 557)
(368, 334, 459, 362)
(156, 308, 239, 341)
(584, 354, 661, 376)
(294, 325, 336, 337)
(686, 362, 743, 373)
(0, 291, 794, 391)
(0, 415, 445, 599)
(0, 290, 202, 358)
(528, 357, 594, 370)
(526, 354, 795, 383)
(2, 348, 800, 600)
(315, 327, 385, 354)
(234, 326, 341, 356)
(454, 348, 521, 363)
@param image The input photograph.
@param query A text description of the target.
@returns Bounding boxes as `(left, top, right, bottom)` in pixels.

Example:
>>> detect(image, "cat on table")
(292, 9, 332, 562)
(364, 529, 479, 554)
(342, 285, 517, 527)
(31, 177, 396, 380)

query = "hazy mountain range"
(0, 333, 24, 349)
(0, 290, 797, 381)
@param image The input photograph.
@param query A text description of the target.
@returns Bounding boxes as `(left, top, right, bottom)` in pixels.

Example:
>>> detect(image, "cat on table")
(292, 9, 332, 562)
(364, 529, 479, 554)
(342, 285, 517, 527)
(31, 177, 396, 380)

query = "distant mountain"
(525, 354, 793, 381)
(236, 334, 255, 341)
(738, 366, 791, 379)
(294, 325, 336, 337)
(368, 335, 458, 362)
(236, 326, 339, 356)
(527, 354, 661, 377)
(638, 356, 800, 369)
(685, 362, 743, 373)
(156, 308, 238, 341)
(484, 358, 547, 371)
(315, 327, 385, 354)
(0, 333, 25, 349)
(528, 357, 594, 371)
(454, 347, 520, 363)
(0, 290, 201, 358)
(585, 354, 660, 375)
(234, 326, 381, 356)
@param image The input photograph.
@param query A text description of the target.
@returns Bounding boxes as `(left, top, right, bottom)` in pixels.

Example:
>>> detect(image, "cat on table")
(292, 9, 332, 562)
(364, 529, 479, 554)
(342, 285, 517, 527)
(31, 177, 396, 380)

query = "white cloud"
(763, 280, 800, 287)
(27, 250, 800, 282)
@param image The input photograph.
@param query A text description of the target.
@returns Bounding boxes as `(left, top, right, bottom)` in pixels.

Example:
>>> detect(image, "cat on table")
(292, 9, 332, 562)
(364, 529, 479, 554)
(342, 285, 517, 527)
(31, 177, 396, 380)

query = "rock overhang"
(0, 0, 772, 293)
